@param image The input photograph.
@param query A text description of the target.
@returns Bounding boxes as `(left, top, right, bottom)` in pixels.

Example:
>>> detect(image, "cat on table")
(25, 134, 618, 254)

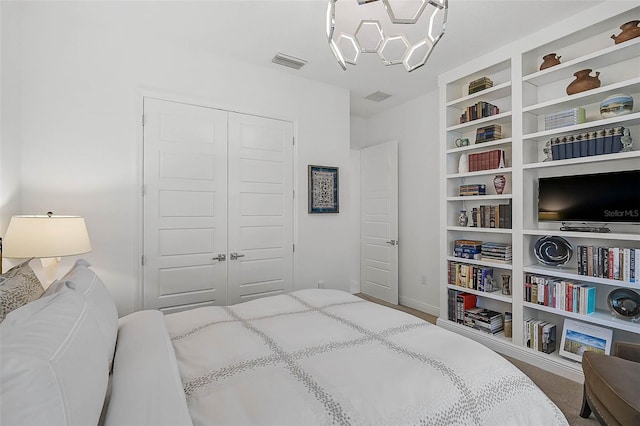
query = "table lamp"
(3, 212, 92, 286)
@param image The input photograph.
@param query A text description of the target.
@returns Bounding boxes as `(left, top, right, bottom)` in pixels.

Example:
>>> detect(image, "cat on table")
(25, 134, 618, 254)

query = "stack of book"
(471, 203, 512, 229)
(524, 319, 556, 354)
(468, 76, 493, 95)
(447, 290, 477, 323)
(448, 261, 497, 292)
(464, 307, 504, 334)
(467, 149, 505, 172)
(475, 124, 502, 143)
(453, 239, 482, 260)
(524, 273, 596, 315)
(544, 107, 586, 130)
(459, 183, 486, 196)
(481, 242, 512, 263)
(459, 101, 500, 123)
(576, 245, 638, 283)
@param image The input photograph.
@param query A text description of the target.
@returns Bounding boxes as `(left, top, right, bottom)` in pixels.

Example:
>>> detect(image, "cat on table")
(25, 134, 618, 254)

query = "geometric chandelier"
(326, 0, 448, 72)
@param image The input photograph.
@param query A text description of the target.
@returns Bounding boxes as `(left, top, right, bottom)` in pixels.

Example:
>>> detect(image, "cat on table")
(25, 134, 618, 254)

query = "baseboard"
(437, 318, 584, 384)
(400, 296, 440, 318)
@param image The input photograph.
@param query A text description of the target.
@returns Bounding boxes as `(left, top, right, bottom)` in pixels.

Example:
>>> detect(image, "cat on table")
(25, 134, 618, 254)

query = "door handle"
(385, 240, 398, 246)
(213, 254, 226, 261)
(230, 252, 245, 260)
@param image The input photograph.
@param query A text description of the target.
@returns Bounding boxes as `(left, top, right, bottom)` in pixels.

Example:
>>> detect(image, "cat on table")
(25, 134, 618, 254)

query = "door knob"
(385, 240, 398, 246)
(230, 252, 245, 260)
(213, 254, 226, 261)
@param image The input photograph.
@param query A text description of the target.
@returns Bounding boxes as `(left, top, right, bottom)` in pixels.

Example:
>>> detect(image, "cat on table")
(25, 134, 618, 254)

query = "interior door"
(360, 140, 399, 304)
(143, 98, 229, 310)
(227, 113, 294, 305)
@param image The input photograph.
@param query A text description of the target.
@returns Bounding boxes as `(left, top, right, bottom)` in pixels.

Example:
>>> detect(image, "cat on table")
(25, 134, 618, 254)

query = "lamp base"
(40, 257, 61, 287)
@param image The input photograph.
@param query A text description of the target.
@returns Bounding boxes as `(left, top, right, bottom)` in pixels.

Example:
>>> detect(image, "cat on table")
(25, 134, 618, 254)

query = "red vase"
(494, 175, 506, 195)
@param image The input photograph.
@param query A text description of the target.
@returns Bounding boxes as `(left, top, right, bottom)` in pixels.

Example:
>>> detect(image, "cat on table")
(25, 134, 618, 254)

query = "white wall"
(362, 91, 441, 315)
(3, 2, 354, 315)
(0, 3, 22, 241)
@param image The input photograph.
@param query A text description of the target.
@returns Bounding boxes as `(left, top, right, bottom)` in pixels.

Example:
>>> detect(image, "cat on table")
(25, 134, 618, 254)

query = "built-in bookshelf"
(439, 3, 640, 383)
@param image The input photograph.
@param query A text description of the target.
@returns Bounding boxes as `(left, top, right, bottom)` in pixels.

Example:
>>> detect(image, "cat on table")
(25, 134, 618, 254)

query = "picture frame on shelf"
(559, 319, 613, 362)
(308, 165, 339, 214)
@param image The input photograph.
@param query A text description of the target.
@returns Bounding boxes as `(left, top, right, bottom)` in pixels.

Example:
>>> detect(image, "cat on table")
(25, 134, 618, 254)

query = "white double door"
(142, 98, 293, 310)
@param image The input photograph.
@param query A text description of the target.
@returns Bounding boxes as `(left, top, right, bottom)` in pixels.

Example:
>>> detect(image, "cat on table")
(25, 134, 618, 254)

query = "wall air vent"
(272, 53, 307, 70)
(364, 91, 392, 102)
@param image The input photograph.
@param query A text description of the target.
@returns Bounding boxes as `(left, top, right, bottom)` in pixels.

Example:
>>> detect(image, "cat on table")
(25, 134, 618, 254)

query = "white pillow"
(46, 259, 118, 367)
(104, 310, 192, 426)
(0, 284, 110, 425)
(0, 259, 44, 322)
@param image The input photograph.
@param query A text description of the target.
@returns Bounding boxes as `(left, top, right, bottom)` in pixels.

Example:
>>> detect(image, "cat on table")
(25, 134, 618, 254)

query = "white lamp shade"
(3, 215, 92, 258)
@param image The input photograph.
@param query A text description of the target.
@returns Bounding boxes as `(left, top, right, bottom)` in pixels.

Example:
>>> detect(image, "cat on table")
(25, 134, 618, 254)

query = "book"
(541, 323, 557, 354)
(456, 293, 477, 324)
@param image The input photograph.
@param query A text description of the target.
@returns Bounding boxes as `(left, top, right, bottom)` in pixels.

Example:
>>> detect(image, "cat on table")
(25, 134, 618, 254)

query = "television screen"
(538, 170, 640, 223)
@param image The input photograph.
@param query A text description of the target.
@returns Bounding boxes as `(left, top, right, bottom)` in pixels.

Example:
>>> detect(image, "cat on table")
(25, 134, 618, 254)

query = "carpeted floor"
(355, 293, 599, 425)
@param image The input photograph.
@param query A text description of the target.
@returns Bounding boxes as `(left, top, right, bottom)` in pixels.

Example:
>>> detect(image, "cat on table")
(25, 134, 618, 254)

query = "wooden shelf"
(447, 167, 512, 179)
(446, 138, 512, 154)
(446, 82, 512, 109)
(522, 229, 640, 241)
(523, 264, 640, 289)
(447, 284, 512, 303)
(523, 150, 640, 169)
(523, 37, 640, 86)
(522, 77, 640, 115)
(447, 256, 513, 270)
(523, 302, 640, 334)
(446, 112, 512, 132)
(447, 194, 513, 201)
(522, 112, 640, 141)
(447, 226, 513, 234)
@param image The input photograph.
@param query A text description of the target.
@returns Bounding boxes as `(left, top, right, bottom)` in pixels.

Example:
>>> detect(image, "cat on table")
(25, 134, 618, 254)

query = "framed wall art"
(308, 165, 339, 214)
(559, 319, 613, 362)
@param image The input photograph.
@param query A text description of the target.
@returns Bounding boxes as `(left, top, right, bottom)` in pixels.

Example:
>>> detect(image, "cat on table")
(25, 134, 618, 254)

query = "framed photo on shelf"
(308, 165, 339, 214)
(559, 319, 613, 362)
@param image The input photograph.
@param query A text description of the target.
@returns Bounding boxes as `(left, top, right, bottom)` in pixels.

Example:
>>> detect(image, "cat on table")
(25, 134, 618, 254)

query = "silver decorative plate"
(534, 236, 573, 266)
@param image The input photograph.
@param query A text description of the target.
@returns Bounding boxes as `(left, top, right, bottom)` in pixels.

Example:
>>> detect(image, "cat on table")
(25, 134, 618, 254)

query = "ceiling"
(136, 0, 604, 118)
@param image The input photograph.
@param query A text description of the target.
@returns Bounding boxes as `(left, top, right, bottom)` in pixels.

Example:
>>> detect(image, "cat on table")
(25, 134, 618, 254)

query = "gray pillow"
(0, 259, 44, 322)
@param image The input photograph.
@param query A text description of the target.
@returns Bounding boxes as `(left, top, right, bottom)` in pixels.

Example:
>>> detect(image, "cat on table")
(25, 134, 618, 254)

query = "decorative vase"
(493, 175, 506, 195)
(540, 53, 561, 70)
(458, 210, 469, 227)
(611, 20, 640, 44)
(566, 69, 601, 95)
(458, 153, 468, 173)
(600, 93, 634, 118)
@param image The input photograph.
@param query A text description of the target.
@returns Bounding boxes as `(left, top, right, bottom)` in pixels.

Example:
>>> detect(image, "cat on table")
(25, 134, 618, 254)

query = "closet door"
(143, 98, 229, 310)
(227, 113, 294, 304)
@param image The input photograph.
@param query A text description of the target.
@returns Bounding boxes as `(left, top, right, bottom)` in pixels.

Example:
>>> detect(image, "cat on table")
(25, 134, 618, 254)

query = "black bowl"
(607, 288, 640, 319)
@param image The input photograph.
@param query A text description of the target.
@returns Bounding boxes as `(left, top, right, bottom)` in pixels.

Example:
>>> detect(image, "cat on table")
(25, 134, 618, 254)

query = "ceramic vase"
(566, 69, 601, 95)
(540, 53, 561, 70)
(458, 153, 468, 173)
(611, 20, 640, 44)
(493, 175, 506, 195)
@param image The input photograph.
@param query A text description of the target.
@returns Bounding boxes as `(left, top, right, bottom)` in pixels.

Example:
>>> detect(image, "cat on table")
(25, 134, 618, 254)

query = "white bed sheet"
(163, 289, 568, 425)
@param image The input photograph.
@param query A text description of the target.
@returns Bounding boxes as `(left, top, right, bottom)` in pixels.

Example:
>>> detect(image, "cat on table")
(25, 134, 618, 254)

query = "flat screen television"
(538, 170, 640, 223)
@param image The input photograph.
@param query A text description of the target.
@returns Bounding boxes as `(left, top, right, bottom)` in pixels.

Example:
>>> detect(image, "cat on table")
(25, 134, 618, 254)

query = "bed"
(1, 260, 569, 425)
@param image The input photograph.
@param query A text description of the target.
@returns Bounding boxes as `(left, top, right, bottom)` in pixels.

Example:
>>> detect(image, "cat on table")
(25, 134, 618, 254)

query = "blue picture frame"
(308, 165, 339, 214)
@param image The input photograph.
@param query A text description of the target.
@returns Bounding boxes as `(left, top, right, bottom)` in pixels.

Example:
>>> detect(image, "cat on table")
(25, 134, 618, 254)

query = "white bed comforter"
(164, 289, 568, 425)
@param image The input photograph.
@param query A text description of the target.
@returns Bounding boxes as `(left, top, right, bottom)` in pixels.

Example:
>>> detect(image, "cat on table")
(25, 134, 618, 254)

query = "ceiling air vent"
(364, 91, 392, 102)
(272, 53, 307, 70)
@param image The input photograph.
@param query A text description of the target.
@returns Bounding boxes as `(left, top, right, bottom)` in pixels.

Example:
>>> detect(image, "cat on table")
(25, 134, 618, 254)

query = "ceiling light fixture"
(326, 0, 448, 72)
